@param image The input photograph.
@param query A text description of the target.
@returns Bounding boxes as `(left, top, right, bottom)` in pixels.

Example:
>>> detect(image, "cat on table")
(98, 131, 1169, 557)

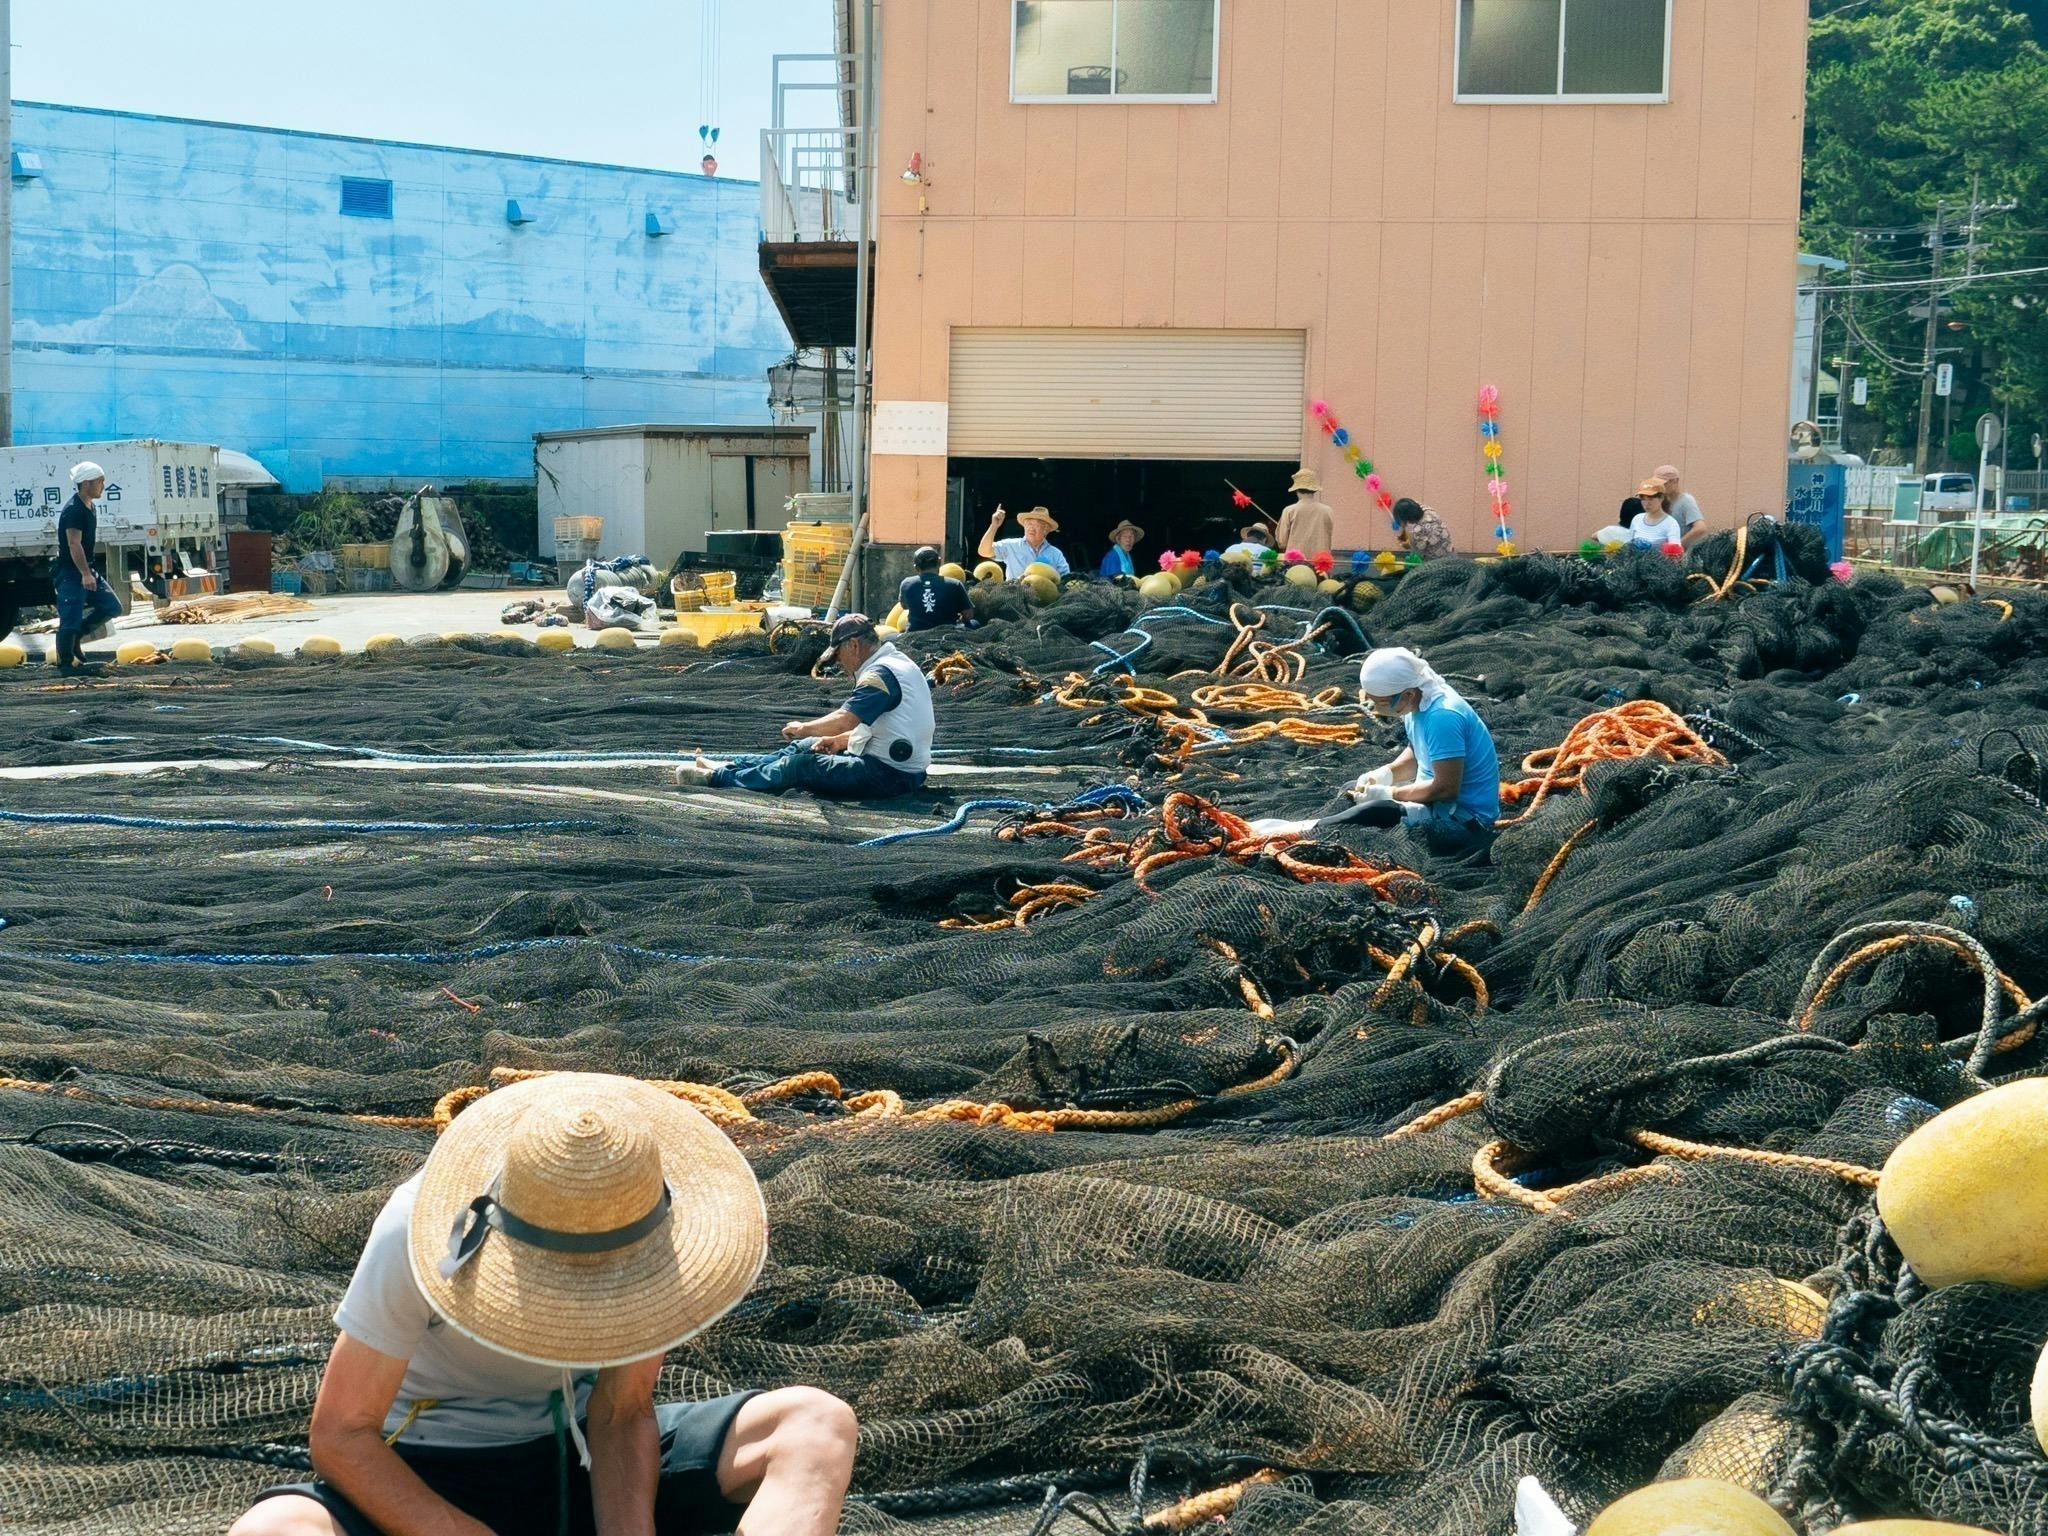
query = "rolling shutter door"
(948, 328, 1307, 459)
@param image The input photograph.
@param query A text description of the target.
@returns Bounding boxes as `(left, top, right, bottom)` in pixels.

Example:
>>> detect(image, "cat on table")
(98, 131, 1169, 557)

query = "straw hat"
(408, 1073, 766, 1368)
(1107, 519, 1145, 543)
(1289, 469, 1322, 495)
(1019, 507, 1060, 533)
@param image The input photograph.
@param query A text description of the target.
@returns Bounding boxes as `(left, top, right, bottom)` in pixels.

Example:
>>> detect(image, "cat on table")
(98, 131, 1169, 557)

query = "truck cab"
(0, 440, 224, 641)
(1920, 473, 1977, 516)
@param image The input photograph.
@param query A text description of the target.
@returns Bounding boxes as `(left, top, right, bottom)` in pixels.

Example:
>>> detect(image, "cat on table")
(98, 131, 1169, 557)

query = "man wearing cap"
(977, 504, 1070, 580)
(229, 1072, 857, 1536)
(1273, 470, 1335, 558)
(52, 461, 124, 672)
(1655, 465, 1706, 547)
(897, 546, 976, 632)
(672, 614, 935, 800)
(1097, 520, 1144, 580)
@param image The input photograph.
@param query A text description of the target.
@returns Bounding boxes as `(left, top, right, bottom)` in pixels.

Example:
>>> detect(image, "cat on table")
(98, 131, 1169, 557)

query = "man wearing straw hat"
(1272, 469, 1335, 558)
(231, 1073, 857, 1536)
(977, 504, 1070, 579)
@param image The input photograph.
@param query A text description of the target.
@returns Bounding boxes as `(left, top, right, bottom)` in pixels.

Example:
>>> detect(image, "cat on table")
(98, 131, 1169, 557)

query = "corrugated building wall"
(9, 103, 790, 492)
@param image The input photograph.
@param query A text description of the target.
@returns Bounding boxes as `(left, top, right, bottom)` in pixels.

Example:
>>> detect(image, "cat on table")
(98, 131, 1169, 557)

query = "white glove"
(1354, 783, 1395, 805)
(1361, 764, 1397, 789)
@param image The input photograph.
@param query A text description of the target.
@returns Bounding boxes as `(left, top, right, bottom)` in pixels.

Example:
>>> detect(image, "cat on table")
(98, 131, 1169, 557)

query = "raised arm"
(976, 504, 1008, 561)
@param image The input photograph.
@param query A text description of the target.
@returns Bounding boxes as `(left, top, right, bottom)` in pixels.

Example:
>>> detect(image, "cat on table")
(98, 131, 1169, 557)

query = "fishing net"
(3, 549, 2047, 1535)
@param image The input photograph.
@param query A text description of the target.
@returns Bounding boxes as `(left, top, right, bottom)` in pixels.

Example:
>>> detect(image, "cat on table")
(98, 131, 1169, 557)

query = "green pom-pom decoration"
(1578, 538, 1604, 561)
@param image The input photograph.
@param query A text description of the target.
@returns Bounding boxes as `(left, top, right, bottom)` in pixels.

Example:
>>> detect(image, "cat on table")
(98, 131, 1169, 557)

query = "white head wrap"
(1358, 647, 1454, 708)
(70, 460, 106, 486)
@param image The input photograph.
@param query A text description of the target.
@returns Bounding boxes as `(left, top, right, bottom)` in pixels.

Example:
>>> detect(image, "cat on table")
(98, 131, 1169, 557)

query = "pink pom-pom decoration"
(1365, 473, 1383, 493)
(1283, 548, 1306, 565)
(1309, 400, 1329, 417)
(1477, 385, 1500, 412)
(1487, 478, 1508, 498)
(1158, 551, 1179, 571)
(1829, 560, 1855, 584)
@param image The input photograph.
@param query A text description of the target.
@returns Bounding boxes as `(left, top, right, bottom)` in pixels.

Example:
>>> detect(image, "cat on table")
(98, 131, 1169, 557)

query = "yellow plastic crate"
(338, 542, 389, 569)
(661, 610, 767, 647)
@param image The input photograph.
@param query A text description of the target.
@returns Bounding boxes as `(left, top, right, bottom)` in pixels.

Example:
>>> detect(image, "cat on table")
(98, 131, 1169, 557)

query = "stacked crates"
(781, 521, 854, 610)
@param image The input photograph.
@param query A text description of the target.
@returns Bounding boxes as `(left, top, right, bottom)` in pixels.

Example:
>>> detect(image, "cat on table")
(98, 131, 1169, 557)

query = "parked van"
(1921, 473, 1977, 515)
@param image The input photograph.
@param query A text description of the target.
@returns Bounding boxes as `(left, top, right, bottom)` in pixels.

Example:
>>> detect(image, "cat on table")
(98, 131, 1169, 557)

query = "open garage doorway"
(946, 458, 1301, 576)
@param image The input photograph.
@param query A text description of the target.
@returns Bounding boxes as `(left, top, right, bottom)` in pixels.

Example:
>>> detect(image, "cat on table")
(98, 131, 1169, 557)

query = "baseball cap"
(819, 612, 878, 666)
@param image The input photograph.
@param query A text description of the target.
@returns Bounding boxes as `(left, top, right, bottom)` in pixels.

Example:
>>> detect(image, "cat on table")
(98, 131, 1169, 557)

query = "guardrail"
(760, 127, 860, 243)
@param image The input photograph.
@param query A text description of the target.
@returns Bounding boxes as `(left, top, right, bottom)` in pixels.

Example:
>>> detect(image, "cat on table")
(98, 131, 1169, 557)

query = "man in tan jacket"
(1274, 469, 1335, 557)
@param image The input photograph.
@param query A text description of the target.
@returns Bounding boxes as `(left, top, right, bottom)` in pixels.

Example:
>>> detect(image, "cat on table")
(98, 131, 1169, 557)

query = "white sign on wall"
(871, 402, 951, 457)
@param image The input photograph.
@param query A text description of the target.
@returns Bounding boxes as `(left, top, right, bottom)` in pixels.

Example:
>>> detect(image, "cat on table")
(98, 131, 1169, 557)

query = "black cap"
(819, 612, 878, 666)
(913, 545, 940, 570)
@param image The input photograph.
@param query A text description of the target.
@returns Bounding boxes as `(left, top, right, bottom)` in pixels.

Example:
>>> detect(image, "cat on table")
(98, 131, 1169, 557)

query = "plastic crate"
(346, 567, 394, 593)
(270, 572, 304, 595)
(554, 515, 604, 543)
(557, 537, 602, 567)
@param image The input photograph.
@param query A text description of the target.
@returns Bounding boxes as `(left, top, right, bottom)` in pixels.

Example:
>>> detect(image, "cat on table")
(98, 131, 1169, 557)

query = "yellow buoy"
(535, 628, 576, 652)
(1878, 1078, 2048, 1289)
(1585, 1479, 1794, 1536)
(973, 560, 1004, 583)
(876, 624, 901, 640)
(237, 638, 276, 658)
(939, 562, 967, 583)
(441, 631, 473, 643)
(115, 641, 158, 665)
(1833, 1523, 2005, 1534)
(1691, 1278, 1828, 1339)
(1349, 580, 1384, 611)
(1318, 578, 1344, 595)
(1220, 547, 1254, 568)
(1136, 572, 1179, 601)
(2034, 1331, 2048, 1454)
(1284, 563, 1319, 588)
(1929, 585, 1962, 605)
(0, 640, 27, 668)
(884, 604, 909, 631)
(1022, 560, 1059, 585)
(594, 627, 637, 651)
(659, 627, 698, 647)
(1017, 572, 1058, 605)
(169, 638, 213, 663)
(300, 636, 343, 658)
(364, 633, 406, 654)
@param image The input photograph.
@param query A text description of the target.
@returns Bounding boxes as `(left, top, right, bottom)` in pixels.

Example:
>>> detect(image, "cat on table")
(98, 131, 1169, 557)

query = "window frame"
(1008, 0, 1222, 106)
(1451, 0, 1673, 106)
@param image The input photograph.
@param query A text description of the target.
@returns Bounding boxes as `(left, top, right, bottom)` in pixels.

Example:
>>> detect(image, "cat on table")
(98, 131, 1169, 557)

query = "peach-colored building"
(848, 0, 1808, 566)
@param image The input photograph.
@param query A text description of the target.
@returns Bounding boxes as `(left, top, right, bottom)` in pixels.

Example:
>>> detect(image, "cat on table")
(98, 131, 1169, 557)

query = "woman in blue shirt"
(1097, 520, 1144, 579)
(1346, 647, 1502, 857)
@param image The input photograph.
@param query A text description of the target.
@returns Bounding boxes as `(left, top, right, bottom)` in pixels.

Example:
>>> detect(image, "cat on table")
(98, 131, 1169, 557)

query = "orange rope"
(1793, 931, 2036, 1051)
(1497, 702, 1726, 825)
(1520, 818, 1600, 913)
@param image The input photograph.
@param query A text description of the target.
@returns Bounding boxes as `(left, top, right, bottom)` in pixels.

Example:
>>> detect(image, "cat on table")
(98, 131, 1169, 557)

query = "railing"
(760, 126, 860, 244)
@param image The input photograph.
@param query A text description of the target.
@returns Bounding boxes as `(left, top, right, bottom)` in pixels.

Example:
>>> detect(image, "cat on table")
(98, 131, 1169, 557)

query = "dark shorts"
(248, 1391, 760, 1536)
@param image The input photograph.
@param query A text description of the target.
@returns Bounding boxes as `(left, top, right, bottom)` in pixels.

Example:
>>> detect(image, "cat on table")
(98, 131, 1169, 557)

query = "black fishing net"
(3, 548, 2047, 1535)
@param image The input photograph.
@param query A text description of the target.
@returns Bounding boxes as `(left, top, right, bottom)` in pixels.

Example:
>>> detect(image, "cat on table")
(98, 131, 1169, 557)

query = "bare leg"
(717, 1387, 857, 1536)
(226, 1494, 348, 1536)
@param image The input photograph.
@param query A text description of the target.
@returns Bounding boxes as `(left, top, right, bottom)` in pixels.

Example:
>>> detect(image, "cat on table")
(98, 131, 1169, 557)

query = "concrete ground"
(11, 589, 778, 658)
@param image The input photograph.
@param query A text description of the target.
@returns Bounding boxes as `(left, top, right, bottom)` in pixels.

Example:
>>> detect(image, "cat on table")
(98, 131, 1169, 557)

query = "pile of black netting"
(4, 550, 2048, 1535)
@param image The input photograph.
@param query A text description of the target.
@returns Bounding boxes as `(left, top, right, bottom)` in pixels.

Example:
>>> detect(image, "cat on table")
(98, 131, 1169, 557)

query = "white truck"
(0, 440, 223, 641)
(1920, 473, 1978, 516)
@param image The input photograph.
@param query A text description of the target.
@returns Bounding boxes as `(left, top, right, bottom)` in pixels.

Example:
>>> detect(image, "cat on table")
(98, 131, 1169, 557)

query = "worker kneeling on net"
(674, 613, 934, 800)
(1347, 647, 1501, 858)
(228, 1072, 855, 1536)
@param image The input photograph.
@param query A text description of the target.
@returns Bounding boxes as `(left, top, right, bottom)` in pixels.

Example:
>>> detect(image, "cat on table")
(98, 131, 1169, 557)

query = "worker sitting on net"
(1344, 647, 1501, 858)
(898, 545, 976, 632)
(673, 613, 934, 800)
(227, 1071, 856, 1536)
(978, 504, 1070, 579)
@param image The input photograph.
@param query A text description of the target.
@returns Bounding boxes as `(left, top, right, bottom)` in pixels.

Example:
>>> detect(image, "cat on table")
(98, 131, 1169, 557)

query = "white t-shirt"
(1628, 513, 1684, 549)
(334, 1175, 598, 1447)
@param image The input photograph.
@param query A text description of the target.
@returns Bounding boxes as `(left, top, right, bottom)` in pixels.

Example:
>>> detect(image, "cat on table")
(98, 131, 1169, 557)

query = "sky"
(12, 0, 840, 179)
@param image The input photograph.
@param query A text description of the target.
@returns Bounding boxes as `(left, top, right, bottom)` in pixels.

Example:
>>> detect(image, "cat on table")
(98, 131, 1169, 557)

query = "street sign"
(1976, 413, 2001, 452)
(1936, 363, 1954, 397)
(1852, 377, 1868, 406)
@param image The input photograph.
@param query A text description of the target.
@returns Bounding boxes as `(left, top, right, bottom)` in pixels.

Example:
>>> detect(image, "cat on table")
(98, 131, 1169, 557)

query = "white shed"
(534, 425, 815, 568)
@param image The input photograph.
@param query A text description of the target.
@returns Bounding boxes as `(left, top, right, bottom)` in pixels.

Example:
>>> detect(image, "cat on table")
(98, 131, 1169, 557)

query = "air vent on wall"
(340, 177, 393, 218)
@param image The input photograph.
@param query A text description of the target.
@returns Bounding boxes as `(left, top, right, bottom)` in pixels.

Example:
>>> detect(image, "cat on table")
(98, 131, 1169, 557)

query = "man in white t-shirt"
(1655, 465, 1706, 546)
(229, 1073, 856, 1536)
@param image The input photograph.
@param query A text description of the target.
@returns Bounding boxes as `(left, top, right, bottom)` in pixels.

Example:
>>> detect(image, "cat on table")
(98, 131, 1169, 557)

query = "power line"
(1800, 262, 2048, 294)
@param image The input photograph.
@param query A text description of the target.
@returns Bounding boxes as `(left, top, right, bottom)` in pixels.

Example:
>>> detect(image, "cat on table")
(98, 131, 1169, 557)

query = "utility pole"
(1842, 232, 1862, 457)
(1, 0, 13, 447)
(1943, 175, 1987, 458)
(1915, 201, 1945, 477)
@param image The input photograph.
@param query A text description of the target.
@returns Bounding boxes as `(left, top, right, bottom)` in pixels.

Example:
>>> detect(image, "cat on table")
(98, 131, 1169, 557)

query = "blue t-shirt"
(1404, 694, 1501, 824)
(993, 538, 1069, 579)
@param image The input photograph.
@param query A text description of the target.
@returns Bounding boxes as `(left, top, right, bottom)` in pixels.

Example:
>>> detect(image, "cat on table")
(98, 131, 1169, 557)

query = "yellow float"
(535, 628, 576, 652)
(1136, 572, 1179, 601)
(973, 560, 1004, 583)
(1585, 1479, 1793, 1536)
(938, 562, 968, 583)
(237, 638, 276, 658)
(1017, 572, 1058, 605)
(0, 640, 28, 668)
(593, 627, 638, 652)
(1877, 1079, 2048, 1288)
(364, 633, 406, 654)
(300, 636, 343, 658)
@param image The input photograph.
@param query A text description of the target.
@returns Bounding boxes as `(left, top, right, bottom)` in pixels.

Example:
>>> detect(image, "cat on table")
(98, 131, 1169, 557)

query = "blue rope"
(0, 810, 603, 834)
(857, 784, 1146, 848)
(1088, 605, 1234, 677)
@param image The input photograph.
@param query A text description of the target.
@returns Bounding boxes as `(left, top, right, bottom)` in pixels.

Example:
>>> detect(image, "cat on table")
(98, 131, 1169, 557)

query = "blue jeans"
(54, 574, 123, 640)
(709, 744, 926, 801)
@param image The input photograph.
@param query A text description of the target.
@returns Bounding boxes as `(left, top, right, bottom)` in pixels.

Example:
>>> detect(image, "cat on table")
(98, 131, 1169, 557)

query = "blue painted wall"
(10, 103, 788, 492)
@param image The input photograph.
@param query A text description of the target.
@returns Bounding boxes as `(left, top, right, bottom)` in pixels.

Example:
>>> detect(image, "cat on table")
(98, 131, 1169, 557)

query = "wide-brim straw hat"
(1289, 469, 1322, 494)
(1107, 519, 1145, 542)
(1020, 507, 1060, 533)
(408, 1073, 766, 1369)
(1239, 526, 1272, 543)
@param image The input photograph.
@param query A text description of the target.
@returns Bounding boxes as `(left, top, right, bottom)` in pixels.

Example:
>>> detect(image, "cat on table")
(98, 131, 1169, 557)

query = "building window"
(1010, 0, 1218, 103)
(1454, 0, 1670, 103)
(340, 176, 394, 218)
